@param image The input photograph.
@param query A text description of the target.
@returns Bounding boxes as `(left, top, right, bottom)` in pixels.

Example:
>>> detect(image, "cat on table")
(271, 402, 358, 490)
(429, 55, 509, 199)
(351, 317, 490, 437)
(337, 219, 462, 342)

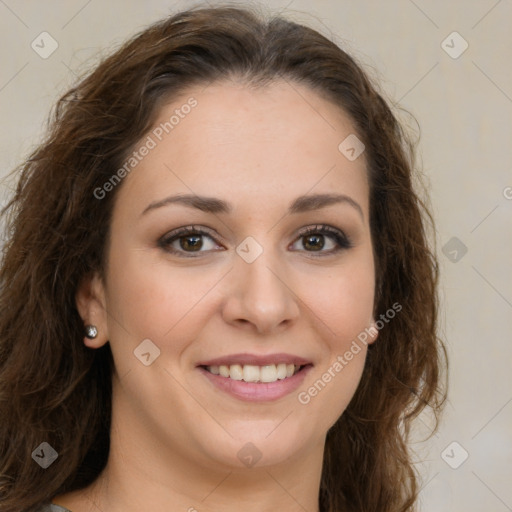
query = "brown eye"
(179, 234, 203, 251)
(290, 225, 352, 256)
(302, 233, 325, 251)
(158, 226, 223, 257)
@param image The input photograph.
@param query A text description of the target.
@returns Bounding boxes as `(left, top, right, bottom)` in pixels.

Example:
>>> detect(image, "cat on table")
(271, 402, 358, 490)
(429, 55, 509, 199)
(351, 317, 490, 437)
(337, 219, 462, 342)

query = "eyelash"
(158, 224, 353, 258)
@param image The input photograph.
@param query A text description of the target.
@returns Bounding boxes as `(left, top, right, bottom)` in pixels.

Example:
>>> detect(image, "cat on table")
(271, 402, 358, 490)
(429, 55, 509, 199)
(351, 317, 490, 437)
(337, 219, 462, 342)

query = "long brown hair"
(0, 5, 446, 511)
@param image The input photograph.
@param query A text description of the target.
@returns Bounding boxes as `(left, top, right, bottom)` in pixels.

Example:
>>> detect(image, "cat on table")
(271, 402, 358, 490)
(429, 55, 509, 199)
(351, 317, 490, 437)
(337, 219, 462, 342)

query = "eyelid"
(161, 224, 218, 240)
(296, 224, 347, 239)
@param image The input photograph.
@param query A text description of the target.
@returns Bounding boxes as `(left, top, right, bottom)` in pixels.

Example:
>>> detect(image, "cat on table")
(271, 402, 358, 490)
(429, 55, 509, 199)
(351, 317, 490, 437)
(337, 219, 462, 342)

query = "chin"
(197, 420, 315, 470)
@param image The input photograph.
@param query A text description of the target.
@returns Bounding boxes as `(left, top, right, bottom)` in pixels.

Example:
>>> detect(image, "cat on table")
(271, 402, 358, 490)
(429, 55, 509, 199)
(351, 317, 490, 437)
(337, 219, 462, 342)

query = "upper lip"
(197, 353, 312, 367)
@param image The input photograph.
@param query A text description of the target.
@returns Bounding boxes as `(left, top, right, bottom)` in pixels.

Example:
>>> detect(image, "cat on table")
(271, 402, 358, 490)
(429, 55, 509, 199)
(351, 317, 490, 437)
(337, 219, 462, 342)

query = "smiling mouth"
(201, 363, 310, 383)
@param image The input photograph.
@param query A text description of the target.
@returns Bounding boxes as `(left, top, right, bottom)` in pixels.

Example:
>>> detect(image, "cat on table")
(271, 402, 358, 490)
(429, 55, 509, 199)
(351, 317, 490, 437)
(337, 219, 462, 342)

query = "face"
(78, 79, 378, 473)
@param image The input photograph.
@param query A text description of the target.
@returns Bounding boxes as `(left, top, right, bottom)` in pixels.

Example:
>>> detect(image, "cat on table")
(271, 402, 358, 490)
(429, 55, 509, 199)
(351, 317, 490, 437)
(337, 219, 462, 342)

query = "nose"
(221, 249, 300, 335)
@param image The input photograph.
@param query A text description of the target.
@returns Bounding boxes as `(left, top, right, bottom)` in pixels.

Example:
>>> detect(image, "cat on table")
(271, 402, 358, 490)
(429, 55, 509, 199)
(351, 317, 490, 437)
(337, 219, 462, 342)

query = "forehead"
(115, 79, 369, 218)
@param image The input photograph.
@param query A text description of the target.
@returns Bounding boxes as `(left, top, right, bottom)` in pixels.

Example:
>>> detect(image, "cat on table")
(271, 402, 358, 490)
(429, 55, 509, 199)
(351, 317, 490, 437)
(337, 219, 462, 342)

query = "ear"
(366, 317, 379, 345)
(76, 271, 109, 348)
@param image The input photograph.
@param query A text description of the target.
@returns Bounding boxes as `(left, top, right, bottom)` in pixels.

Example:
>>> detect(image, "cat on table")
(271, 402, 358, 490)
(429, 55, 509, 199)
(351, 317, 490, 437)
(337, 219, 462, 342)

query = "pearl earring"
(85, 325, 98, 339)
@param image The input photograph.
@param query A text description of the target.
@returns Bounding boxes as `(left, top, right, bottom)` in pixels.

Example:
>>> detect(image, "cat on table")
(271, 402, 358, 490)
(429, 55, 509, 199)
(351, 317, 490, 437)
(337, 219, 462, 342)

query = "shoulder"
(35, 505, 72, 512)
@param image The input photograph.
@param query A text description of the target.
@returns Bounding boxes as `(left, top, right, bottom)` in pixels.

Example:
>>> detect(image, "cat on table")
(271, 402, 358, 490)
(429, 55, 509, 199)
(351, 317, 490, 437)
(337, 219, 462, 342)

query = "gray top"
(37, 505, 71, 512)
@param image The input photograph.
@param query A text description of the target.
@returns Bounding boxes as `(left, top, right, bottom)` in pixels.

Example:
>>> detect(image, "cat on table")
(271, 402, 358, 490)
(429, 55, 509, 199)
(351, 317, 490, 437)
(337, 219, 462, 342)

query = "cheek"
(294, 264, 374, 427)
(294, 256, 375, 345)
(104, 250, 225, 348)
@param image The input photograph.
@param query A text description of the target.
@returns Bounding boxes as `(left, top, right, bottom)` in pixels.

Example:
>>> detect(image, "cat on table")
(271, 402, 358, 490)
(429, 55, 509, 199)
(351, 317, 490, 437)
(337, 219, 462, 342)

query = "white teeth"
(260, 364, 277, 383)
(206, 363, 303, 382)
(276, 363, 287, 380)
(229, 364, 243, 381)
(242, 365, 260, 382)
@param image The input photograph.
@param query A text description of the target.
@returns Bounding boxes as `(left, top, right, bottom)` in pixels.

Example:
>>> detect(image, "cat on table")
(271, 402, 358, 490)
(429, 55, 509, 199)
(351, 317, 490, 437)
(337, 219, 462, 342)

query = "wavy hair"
(0, 5, 446, 511)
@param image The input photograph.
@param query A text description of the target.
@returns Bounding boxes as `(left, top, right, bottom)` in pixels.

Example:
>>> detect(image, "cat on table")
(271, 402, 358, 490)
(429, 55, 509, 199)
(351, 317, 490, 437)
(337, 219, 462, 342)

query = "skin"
(56, 79, 378, 512)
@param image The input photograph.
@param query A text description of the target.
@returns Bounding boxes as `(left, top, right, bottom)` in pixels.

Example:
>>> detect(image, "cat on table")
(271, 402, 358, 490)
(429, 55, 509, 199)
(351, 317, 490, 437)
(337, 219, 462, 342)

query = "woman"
(0, 5, 446, 512)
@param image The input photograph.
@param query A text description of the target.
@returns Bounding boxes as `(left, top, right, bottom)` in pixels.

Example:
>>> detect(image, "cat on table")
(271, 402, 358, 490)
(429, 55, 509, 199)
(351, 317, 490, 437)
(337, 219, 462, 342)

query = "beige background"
(1, 0, 511, 510)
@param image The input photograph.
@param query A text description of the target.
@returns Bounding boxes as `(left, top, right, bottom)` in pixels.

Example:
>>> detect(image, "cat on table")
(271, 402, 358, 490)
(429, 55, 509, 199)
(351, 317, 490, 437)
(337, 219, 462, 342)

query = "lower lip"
(198, 365, 313, 402)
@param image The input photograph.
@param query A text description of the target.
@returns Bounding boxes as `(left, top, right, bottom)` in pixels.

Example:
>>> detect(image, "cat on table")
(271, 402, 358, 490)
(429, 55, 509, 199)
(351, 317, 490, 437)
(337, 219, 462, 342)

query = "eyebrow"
(141, 192, 364, 220)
